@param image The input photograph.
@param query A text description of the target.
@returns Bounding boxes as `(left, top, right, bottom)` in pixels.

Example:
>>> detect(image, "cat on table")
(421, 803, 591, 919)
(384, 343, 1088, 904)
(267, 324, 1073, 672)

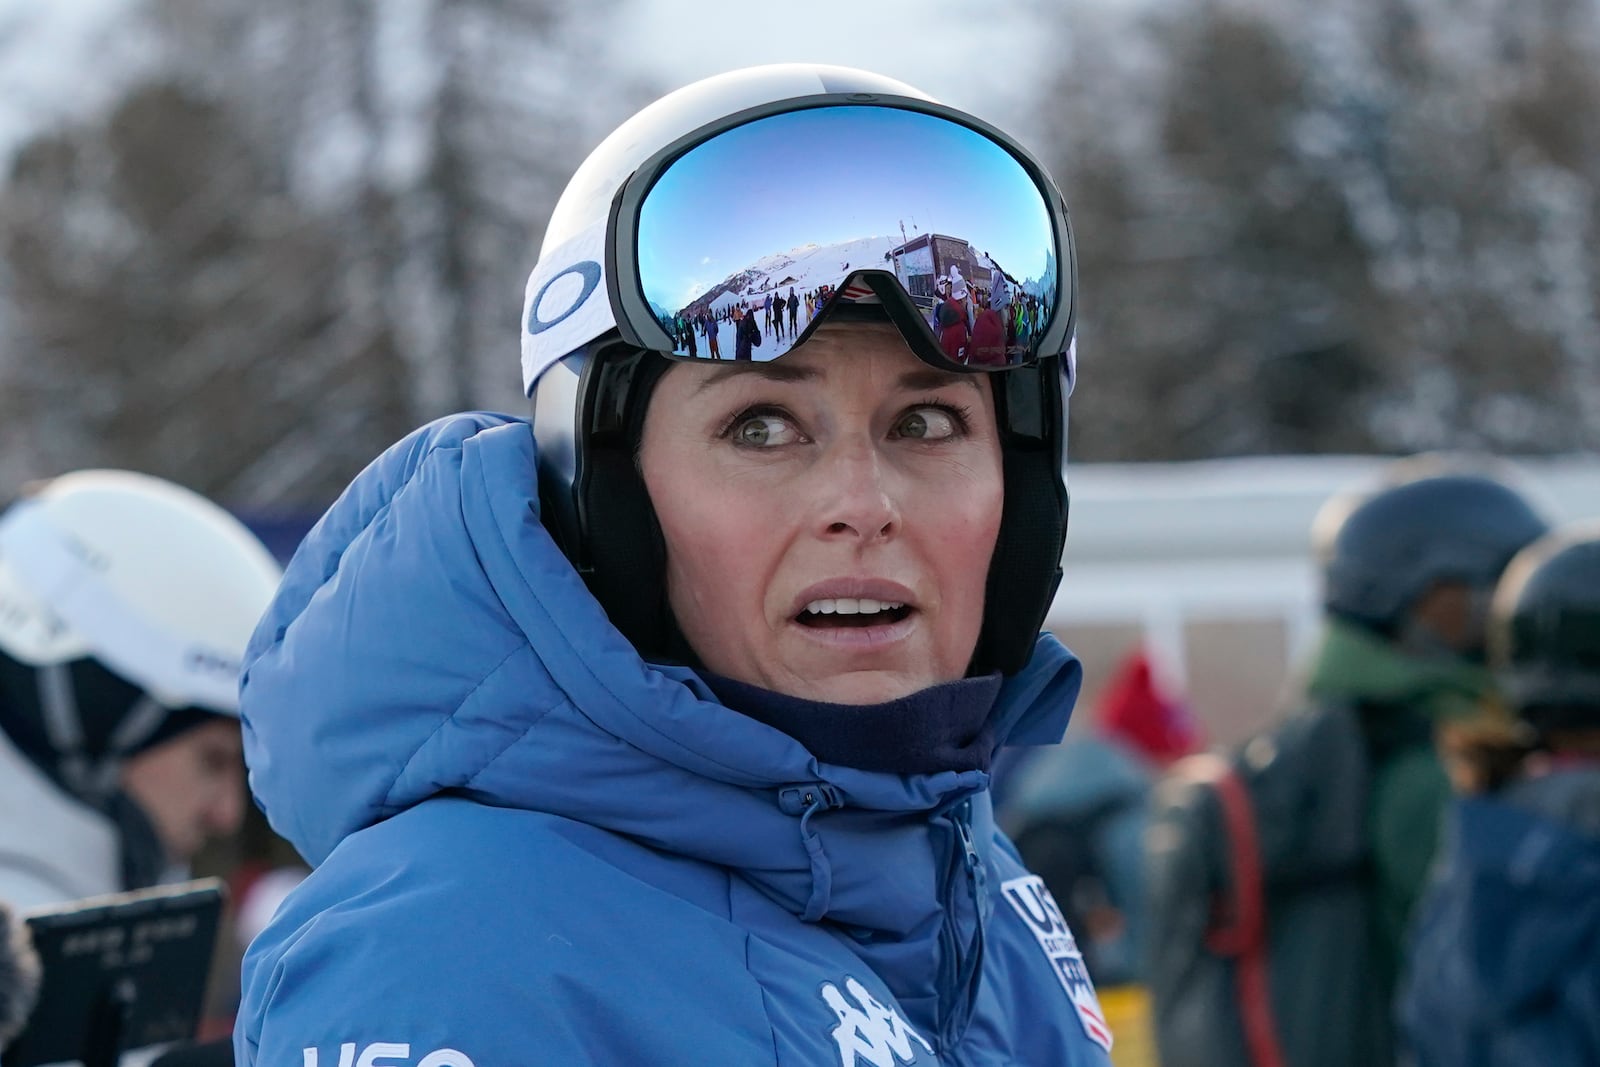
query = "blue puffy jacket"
(234, 413, 1116, 1067)
(1400, 770, 1600, 1066)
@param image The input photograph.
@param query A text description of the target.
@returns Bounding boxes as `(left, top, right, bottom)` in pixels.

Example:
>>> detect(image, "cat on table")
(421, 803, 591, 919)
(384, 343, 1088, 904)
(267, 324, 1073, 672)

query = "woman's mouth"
(795, 597, 914, 629)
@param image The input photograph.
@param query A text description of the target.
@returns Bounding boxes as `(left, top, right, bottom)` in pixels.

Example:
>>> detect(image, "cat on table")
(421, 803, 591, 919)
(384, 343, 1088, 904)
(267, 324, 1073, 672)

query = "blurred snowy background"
(0, 0, 1595, 510)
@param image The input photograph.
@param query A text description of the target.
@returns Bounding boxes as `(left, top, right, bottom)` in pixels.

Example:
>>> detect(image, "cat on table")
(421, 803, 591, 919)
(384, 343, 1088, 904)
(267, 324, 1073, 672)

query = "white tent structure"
(1051, 454, 1600, 743)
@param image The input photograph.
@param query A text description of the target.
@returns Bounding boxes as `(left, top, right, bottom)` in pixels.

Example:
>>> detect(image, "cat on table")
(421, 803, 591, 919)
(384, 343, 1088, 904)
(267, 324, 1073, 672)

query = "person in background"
(967, 292, 1008, 367)
(0, 470, 281, 910)
(734, 301, 762, 361)
(1002, 646, 1202, 985)
(988, 261, 1010, 318)
(0, 901, 42, 1062)
(934, 277, 969, 362)
(234, 64, 1112, 1065)
(1144, 459, 1549, 1067)
(704, 310, 721, 359)
(1400, 520, 1600, 1066)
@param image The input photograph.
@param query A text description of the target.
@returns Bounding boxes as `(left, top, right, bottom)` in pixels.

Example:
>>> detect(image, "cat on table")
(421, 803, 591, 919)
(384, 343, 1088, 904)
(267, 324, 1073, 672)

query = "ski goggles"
(521, 96, 1077, 392)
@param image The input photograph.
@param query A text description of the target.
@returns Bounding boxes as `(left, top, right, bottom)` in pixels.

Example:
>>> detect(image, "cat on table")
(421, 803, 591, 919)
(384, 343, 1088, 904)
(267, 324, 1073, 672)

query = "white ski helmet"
(523, 64, 1077, 675)
(0, 469, 282, 715)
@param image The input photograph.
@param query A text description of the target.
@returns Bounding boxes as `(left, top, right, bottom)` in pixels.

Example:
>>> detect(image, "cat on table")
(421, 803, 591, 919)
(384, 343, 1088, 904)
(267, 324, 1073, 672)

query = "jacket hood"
(242, 413, 1081, 927)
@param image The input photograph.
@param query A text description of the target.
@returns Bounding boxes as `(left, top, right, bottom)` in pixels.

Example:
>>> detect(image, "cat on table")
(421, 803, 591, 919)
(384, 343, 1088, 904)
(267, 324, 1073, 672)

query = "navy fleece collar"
(701, 672, 1004, 775)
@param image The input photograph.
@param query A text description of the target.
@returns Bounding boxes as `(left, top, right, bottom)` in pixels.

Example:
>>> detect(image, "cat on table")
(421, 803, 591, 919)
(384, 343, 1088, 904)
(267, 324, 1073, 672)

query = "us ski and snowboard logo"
(820, 975, 934, 1066)
(1001, 874, 1114, 1051)
(301, 1044, 474, 1067)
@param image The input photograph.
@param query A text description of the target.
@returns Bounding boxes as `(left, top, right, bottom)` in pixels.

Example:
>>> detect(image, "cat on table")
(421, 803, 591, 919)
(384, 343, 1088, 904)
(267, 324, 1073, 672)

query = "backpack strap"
(1189, 754, 1288, 1067)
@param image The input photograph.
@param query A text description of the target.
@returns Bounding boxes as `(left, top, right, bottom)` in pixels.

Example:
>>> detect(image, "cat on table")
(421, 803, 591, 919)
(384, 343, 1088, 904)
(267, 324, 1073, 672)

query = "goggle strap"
(522, 219, 615, 396)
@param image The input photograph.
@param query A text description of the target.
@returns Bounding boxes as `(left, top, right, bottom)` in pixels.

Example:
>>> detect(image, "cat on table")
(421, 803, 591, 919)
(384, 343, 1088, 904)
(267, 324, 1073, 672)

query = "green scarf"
(1306, 617, 1493, 997)
(1304, 617, 1494, 723)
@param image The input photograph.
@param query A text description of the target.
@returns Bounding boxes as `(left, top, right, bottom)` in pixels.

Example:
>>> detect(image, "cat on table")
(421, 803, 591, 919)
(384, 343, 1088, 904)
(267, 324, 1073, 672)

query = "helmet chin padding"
(543, 337, 1069, 677)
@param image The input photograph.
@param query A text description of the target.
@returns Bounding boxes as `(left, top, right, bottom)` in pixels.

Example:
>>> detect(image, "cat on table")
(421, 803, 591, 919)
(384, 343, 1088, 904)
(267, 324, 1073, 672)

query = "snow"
(689, 234, 899, 315)
(673, 234, 1055, 319)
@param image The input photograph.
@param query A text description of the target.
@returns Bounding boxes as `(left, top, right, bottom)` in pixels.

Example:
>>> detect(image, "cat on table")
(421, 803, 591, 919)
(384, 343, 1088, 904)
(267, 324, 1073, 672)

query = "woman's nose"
(815, 438, 900, 542)
(210, 766, 247, 836)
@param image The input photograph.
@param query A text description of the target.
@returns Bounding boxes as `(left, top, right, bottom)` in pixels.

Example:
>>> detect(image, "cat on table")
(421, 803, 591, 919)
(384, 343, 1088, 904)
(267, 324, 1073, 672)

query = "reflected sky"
(637, 107, 1054, 311)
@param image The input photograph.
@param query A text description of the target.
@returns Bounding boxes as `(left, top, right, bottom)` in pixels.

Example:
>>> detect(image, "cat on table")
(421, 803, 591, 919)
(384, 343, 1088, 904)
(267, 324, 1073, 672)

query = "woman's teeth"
(803, 597, 904, 616)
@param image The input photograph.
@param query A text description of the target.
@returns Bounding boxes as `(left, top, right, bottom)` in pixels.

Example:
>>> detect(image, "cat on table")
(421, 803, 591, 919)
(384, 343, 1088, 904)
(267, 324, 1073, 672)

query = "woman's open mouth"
(795, 597, 914, 628)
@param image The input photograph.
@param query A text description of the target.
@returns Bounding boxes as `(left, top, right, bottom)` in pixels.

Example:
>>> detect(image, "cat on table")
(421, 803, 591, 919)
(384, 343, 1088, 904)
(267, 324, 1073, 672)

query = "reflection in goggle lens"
(636, 106, 1062, 368)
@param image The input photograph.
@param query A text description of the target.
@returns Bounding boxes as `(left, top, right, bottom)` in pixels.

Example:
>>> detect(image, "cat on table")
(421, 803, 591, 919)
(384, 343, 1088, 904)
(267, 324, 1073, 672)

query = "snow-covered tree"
(1032, 0, 1600, 461)
(0, 0, 647, 506)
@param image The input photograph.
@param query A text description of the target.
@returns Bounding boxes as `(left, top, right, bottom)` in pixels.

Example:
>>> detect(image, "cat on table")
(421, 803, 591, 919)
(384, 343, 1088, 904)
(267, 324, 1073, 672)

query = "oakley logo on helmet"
(521, 220, 618, 395)
(526, 261, 602, 336)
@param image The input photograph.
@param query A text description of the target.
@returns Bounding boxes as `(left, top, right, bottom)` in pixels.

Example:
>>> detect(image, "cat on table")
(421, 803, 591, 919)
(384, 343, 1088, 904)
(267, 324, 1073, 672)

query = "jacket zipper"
(935, 798, 987, 1060)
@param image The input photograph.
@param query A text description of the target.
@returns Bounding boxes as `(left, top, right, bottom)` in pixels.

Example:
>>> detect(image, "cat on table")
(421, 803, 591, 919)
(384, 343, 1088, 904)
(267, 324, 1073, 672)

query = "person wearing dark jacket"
(1002, 646, 1202, 985)
(236, 65, 1111, 1066)
(934, 280, 968, 362)
(1400, 522, 1600, 1067)
(1144, 460, 1549, 1067)
(705, 311, 721, 358)
(734, 302, 762, 360)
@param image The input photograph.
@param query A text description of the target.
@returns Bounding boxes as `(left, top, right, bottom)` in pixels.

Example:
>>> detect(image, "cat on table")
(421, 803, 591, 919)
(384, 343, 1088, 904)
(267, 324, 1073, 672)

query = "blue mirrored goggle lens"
(636, 106, 1062, 368)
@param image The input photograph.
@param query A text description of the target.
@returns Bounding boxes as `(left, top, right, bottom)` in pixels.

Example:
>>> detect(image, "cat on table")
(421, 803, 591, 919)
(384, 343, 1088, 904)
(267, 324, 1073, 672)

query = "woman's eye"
(732, 414, 799, 448)
(895, 407, 961, 441)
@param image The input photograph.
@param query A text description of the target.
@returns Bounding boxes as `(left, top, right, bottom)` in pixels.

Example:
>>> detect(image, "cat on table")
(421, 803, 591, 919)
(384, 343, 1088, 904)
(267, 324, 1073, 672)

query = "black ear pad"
(560, 348, 701, 665)
(970, 362, 1069, 676)
(582, 445, 670, 655)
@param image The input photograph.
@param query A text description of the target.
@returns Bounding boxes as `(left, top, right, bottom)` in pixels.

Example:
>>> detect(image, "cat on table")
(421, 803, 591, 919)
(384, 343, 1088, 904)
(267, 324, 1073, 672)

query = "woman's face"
(638, 321, 1004, 704)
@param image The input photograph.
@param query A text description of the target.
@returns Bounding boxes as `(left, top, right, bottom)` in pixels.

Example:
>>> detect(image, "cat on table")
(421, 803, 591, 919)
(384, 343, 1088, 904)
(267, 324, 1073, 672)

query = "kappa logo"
(302, 1044, 475, 1067)
(820, 976, 934, 1067)
(1001, 875, 1113, 1051)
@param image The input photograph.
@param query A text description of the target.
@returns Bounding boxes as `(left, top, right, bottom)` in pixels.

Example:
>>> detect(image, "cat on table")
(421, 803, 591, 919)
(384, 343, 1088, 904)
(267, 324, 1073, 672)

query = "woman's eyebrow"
(898, 368, 985, 394)
(691, 362, 983, 396)
(692, 361, 819, 394)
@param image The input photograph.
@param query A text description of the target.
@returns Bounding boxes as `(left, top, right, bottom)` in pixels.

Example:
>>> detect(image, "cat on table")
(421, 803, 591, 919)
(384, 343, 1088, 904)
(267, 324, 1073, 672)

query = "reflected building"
(885, 233, 986, 308)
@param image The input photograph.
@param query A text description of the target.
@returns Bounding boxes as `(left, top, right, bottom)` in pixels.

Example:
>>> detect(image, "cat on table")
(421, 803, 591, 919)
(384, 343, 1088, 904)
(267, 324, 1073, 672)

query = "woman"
(235, 64, 1106, 1065)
